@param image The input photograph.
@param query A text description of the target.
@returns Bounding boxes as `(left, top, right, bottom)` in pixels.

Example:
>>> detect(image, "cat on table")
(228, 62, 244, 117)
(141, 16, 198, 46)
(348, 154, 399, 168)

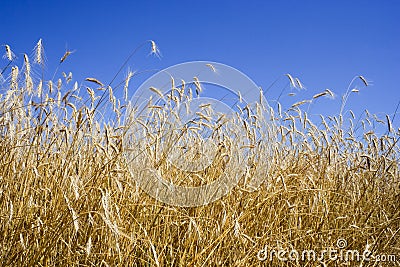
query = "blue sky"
(1, 0, 399, 130)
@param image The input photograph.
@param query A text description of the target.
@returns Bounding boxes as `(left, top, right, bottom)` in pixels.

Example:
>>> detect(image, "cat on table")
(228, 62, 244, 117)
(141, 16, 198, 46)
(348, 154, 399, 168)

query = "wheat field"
(0, 40, 399, 266)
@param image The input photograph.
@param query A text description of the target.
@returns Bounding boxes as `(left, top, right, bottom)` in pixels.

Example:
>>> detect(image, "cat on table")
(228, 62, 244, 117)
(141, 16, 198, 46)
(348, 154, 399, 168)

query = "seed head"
(3, 45, 15, 61)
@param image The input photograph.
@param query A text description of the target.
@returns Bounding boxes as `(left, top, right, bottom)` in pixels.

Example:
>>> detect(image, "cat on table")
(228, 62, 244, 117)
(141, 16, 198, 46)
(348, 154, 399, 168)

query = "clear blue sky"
(1, 0, 399, 130)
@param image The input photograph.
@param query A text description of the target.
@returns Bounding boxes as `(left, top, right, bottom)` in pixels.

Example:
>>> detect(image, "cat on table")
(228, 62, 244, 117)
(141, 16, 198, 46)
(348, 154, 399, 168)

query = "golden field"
(0, 41, 399, 266)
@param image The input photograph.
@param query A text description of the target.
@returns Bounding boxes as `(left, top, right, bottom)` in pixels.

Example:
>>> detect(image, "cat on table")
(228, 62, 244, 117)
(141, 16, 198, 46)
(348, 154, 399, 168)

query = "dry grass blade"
(150, 40, 161, 58)
(313, 89, 334, 99)
(149, 86, 164, 98)
(85, 77, 104, 87)
(359, 75, 369, 86)
(291, 99, 310, 108)
(60, 50, 74, 63)
(295, 77, 304, 89)
(124, 71, 134, 101)
(386, 114, 393, 133)
(34, 38, 45, 65)
(285, 73, 296, 88)
(206, 63, 216, 72)
(4, 44, 15, 61)
(313, 91, 328, 99)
